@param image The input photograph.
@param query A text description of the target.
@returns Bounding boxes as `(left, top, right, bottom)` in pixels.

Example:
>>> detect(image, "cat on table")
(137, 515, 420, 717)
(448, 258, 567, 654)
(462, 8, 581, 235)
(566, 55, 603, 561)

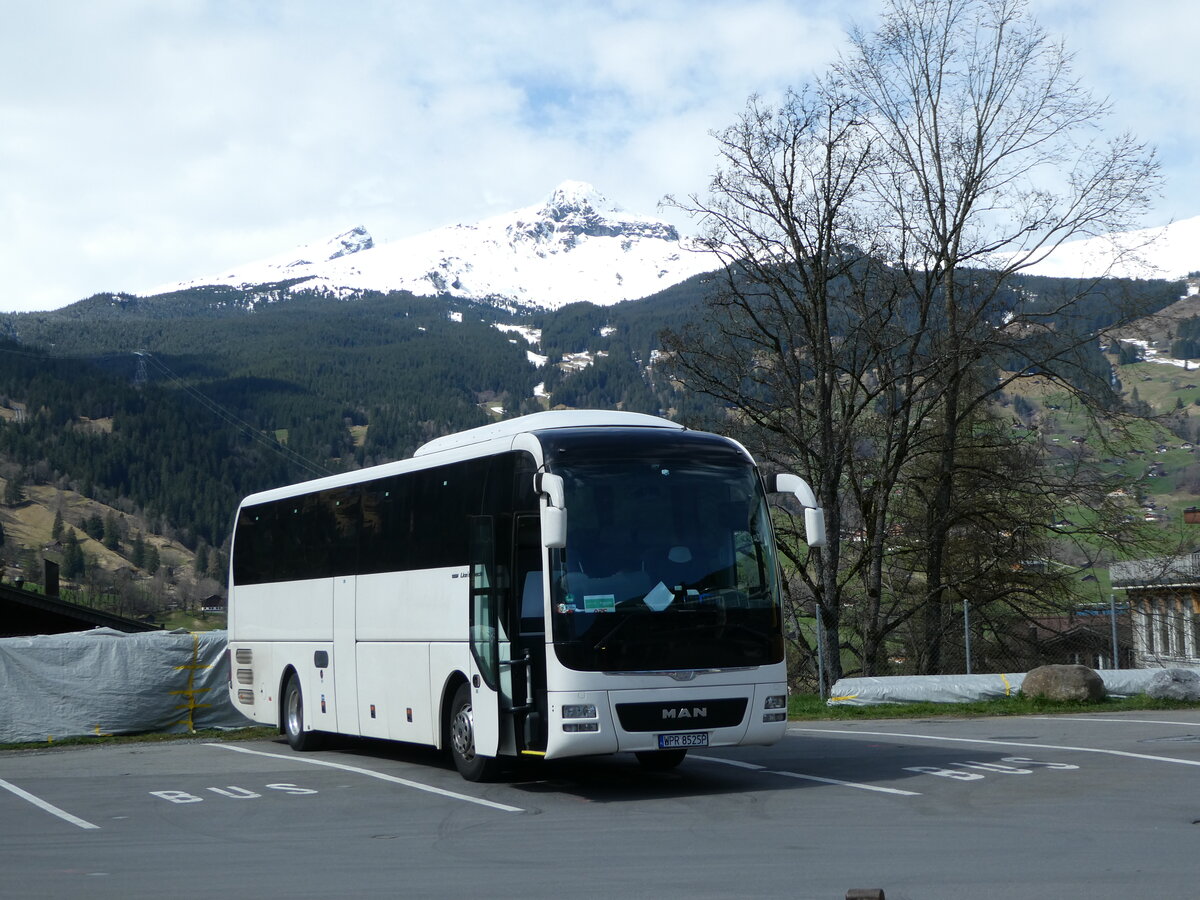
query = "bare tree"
(665, 82, 921, 688)
(666, 0, 1162, 683)
(837, 0, 1160, 671)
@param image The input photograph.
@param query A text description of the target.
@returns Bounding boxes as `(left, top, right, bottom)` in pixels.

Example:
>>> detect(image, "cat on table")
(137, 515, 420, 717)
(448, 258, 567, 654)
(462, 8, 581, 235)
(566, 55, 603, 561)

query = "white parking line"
(790, 727, 1200, 768)
(0, 778, 100, 830)
(690, 755, 765, 770)
(692, 754, 921, 795)
(768, 770, 921, 795)
(204, 743, 524, 813)
(1034, 716, 1200, 727)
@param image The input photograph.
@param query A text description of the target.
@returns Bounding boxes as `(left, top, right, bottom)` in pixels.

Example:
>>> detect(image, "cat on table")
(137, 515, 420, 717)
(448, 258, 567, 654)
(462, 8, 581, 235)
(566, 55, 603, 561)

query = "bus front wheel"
(448, 683, 502, 782)
(283, 675, 323, 751)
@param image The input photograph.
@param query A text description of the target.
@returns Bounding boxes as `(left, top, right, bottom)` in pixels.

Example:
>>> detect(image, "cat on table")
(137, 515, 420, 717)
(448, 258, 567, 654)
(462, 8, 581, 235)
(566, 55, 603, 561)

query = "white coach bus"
(226, 410, 825, 780)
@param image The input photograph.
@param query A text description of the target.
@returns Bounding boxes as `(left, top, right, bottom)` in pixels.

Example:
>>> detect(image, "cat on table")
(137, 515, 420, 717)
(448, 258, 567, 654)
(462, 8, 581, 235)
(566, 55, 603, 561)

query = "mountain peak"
(278, 226, 374, 269)
(507, 181, 679, 249)
(544, 180, 608, 216)
(143, 183, 717, 309)
(325, 226, 374, 260)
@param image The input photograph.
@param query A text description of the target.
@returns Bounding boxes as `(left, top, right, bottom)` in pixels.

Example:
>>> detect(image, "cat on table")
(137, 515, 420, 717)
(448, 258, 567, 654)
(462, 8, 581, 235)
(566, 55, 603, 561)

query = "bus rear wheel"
(635, 749, 687, 771)
(283, 675, 323, 751)
(448, 683, 502, 782)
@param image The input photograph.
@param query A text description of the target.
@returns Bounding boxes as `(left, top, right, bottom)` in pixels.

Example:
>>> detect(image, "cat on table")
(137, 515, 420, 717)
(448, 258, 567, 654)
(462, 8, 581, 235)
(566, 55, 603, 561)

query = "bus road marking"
(690, 755, 765, 770)
(790, 727, 1200, 769)
(1034, 716, 1200, 727)
(0, 778, 100, 830)
(769, 769, 921, 795)
(204, 743, 525, 813)
(691, 754, 921, 795)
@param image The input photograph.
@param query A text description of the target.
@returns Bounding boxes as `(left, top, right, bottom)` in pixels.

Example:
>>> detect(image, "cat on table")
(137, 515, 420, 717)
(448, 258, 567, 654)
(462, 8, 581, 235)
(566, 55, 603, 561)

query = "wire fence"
(784, 598, 1135, 694)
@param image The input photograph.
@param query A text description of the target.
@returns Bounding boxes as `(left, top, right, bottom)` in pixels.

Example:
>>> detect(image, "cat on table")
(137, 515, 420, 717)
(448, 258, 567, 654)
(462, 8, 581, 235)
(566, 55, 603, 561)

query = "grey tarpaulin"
(0, 628, 254, 743)
(828, 672, 1026, 706)
(1093, 667, 1200, 699)
(827, 667, 1200, 706)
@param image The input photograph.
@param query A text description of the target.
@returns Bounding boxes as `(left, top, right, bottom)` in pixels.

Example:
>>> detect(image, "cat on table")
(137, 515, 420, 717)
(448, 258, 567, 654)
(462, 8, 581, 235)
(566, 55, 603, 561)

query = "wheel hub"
(451, 703, 476, 761)
(286, 688, 302, 735)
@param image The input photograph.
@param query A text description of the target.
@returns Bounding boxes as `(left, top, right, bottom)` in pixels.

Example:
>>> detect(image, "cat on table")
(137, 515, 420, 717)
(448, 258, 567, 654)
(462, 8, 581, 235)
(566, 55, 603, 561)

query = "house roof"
(1111, 552, 1200, 590)
(0, 582, 160, 638)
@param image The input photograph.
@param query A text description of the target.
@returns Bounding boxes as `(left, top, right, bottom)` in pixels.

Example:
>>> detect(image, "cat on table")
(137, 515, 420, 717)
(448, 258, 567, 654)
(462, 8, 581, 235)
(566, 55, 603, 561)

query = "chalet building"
(200, 594, 227, 614)
(1025, 610, 1133, 670)
(1110, 553, 1200, 668)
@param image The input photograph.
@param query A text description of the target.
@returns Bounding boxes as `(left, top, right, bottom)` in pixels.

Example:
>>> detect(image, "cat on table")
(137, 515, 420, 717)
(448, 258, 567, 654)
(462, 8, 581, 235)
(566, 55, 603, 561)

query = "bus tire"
(283, 675, 323, 751)
(448, 683, 501, 782)
(635, 749, 687, 771)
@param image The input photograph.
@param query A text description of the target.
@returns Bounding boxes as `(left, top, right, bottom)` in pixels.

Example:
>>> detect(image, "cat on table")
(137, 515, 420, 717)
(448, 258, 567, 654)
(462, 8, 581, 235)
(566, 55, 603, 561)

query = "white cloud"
(0, 0, 1193, 313)
(1029, 0, 1200, 223)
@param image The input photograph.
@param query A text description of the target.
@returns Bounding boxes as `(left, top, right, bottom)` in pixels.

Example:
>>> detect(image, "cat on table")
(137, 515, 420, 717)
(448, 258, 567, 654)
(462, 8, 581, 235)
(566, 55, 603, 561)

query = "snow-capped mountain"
(145, 182, 720, 309)
(1019, 214, 1200, 281)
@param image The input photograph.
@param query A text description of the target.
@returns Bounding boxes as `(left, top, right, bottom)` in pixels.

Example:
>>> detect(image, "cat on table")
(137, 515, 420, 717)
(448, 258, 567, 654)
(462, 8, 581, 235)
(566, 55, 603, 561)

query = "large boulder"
(1144, 668, 1200, 702)
(1021, 664, 1106, 702)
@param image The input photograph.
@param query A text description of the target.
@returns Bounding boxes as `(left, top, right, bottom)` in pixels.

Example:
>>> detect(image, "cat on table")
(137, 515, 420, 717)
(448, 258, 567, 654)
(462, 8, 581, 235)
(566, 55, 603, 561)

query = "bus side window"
(519, 571, 544, 636)
(233, 503, 274, 585)
(362, 475, 414, 575)
(515, 515, 544, 636)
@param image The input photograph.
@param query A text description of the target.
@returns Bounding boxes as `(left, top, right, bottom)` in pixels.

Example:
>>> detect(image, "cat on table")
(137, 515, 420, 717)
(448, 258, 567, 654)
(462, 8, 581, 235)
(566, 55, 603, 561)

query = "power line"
(135, 352, 331, 480)
(132, 351, 148, 388)
(0, 341, 333, 480)
(0, 344, 114, 361)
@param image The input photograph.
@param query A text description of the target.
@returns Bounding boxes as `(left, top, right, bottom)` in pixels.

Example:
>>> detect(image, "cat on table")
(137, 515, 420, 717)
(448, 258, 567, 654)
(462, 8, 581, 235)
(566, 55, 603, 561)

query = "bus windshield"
(545, 437, 784, 672)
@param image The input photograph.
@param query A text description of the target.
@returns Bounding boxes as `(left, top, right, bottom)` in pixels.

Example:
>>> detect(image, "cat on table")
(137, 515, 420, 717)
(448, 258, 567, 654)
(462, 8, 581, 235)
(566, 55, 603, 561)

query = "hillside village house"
(1110, 553, 1200, 667)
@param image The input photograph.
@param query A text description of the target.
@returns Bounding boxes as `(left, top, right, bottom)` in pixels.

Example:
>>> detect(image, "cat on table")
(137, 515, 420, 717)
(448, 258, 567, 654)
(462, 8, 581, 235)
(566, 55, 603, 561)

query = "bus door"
(512, 514, 547, 753)
(468, 516, 505, 759)
(469, 513, 546, 757)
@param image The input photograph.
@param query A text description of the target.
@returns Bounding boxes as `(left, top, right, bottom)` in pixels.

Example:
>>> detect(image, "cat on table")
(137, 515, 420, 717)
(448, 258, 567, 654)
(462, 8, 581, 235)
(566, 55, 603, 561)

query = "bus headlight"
(562, 704, 597, 719)
(763, 694, 787, 722)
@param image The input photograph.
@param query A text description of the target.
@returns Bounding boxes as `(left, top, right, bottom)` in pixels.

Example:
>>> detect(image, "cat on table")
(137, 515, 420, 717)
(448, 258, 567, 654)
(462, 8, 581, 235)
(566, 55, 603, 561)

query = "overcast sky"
(2, 0, 1196, 314)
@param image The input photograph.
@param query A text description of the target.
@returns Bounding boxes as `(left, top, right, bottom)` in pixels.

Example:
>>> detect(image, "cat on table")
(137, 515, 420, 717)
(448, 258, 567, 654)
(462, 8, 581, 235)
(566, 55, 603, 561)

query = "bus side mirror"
(535, 473, 567, 549)
(769, 473, 827, 549)
(803, 507, 827, 549)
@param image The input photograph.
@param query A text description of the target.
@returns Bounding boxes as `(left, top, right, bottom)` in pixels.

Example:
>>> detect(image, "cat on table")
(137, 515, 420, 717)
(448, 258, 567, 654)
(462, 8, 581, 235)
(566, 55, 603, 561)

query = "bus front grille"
(614, 698, 747, 732)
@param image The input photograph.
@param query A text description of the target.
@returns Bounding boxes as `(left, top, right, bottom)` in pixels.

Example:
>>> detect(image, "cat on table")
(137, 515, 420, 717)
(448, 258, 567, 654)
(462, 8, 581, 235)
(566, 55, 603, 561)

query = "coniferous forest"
(0, 277, 717, 592)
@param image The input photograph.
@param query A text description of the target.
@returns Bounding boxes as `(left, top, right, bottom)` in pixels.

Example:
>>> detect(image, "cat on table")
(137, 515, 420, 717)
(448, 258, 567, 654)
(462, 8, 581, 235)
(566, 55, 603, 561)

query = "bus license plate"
(658, 732, 708, 749)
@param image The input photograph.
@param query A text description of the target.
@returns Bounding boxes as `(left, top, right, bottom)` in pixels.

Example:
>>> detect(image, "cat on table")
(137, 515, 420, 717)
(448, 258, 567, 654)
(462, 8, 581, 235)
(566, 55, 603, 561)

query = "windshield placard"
(642, 582, 674, 612)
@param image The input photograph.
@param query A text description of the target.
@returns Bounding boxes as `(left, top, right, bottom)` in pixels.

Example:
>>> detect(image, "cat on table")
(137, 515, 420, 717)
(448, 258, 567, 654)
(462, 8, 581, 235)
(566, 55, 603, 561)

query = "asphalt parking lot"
(2, 709, 1198, 899)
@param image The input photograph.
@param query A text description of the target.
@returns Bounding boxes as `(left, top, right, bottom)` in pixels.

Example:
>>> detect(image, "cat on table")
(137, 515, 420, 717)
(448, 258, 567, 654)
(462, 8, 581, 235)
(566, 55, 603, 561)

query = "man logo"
(662, 707, 708, 720)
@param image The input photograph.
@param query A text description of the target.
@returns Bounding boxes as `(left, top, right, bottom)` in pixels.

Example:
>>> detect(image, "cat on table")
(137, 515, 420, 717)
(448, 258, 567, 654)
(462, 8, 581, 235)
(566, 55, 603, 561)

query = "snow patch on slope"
(1021, 216, 1200, 281)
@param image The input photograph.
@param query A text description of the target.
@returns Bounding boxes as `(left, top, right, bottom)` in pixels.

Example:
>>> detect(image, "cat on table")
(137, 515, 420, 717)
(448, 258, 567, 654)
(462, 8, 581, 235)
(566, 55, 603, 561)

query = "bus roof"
(413, 410, 684, 457)
(237, 410, 690, 509)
